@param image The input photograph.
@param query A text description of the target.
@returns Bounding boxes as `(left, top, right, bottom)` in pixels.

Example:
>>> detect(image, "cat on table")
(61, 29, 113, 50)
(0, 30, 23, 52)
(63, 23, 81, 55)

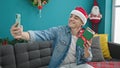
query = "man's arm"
(10, 23, 30, 40)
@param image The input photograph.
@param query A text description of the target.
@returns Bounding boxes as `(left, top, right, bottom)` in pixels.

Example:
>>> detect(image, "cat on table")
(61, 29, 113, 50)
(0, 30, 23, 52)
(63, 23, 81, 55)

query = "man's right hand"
(10, 22, 23, 40)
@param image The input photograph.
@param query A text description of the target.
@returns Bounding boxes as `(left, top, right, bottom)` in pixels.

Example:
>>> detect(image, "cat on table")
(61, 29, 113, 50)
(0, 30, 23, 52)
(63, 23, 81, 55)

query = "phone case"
(15, 14, 21, 27)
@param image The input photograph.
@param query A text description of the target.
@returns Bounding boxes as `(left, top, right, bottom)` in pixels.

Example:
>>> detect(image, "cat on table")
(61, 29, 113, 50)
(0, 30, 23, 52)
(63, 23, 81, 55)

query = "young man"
(11, 7, 93, 68)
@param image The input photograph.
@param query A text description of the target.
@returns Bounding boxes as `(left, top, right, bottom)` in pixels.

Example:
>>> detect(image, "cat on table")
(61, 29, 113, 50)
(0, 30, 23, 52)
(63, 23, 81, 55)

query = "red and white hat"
(94, 0, 98, 6)
(71, 7, 88, 25)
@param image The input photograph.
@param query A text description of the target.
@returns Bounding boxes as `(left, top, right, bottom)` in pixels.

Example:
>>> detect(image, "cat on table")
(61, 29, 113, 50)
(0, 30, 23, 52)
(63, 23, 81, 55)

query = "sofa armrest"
(0, 45, 16, 68)
(108, 42, 120, 59)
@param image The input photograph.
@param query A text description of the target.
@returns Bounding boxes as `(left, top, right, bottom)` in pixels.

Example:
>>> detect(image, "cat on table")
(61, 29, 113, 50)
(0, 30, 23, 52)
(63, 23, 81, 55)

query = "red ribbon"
(77, 29, 88, 47)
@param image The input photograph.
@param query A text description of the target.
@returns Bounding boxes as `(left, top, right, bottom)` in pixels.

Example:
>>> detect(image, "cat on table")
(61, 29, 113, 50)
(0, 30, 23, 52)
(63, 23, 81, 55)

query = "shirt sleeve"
(28, 27, 59, 42)
(83, 47, 93, 62)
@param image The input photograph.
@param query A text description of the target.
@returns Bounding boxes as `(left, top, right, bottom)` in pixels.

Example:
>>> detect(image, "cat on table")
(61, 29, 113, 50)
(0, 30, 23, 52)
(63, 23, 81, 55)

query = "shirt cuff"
(28, 30, 36, 42)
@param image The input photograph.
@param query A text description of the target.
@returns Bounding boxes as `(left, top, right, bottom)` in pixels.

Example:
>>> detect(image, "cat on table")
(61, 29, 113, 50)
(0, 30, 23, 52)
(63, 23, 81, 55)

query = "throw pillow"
(91, 36, 105, 61)
(94, 34, 112, 59)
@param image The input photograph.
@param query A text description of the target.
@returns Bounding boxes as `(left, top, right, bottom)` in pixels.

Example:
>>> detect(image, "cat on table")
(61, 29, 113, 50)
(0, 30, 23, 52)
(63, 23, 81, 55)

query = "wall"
(104, 0, 112, 41)
(0, 0, 112, 41)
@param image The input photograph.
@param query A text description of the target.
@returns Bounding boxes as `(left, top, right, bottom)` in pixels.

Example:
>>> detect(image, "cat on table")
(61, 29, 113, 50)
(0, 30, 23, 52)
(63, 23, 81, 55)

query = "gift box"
(76, 27, 95, 48)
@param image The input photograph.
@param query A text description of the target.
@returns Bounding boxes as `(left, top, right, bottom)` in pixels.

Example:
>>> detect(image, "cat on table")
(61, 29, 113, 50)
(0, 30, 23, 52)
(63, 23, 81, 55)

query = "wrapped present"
(76, 27, 95, 48)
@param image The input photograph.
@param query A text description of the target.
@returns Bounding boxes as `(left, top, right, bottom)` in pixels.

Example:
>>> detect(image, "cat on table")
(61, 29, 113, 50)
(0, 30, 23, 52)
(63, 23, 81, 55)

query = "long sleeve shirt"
(28, 25, 92, 68)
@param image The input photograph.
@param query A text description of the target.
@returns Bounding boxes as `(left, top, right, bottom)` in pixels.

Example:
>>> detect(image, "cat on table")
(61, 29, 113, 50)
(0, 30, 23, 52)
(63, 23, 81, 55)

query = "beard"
(91, 6, 100, 15)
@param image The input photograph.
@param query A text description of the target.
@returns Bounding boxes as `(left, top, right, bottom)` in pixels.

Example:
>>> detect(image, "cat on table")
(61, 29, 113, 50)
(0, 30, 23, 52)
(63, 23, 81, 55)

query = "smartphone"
(15, 14, 21, 27)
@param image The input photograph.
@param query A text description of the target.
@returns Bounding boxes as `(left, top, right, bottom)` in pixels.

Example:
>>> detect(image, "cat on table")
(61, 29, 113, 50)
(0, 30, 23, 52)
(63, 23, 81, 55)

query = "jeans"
(60, 63, 94, 68)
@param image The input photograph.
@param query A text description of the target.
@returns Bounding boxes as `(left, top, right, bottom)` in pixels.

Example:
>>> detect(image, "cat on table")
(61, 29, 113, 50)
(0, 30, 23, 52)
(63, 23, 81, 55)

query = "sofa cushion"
(14, 41, 52, 68)
(0, 45, 16, 68)
(94, 34, 112, 59)
(91, 36, 105, 62)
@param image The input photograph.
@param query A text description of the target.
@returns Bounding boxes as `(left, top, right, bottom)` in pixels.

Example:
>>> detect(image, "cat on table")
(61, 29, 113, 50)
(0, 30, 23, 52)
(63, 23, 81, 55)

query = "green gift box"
(76, 27, 95, 48)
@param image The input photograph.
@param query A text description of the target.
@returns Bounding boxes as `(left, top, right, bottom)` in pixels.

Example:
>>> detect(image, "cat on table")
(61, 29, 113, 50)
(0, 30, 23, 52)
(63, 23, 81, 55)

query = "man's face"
(68, 14, 84, 29)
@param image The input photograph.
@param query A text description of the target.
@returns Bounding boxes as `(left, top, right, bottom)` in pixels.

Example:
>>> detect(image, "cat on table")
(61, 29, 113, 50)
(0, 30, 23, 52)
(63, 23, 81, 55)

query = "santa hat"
(71, 7, 88, 25)
(94, 0, 98, 6)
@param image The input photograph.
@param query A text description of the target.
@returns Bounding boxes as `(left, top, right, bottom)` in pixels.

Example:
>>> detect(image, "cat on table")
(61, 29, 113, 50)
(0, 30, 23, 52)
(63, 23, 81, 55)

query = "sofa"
(0, 41, 120, 68)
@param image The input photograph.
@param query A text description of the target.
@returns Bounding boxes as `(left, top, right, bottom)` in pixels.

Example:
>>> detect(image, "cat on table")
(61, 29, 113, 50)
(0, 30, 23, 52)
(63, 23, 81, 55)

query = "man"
(11, 7, 93, 68)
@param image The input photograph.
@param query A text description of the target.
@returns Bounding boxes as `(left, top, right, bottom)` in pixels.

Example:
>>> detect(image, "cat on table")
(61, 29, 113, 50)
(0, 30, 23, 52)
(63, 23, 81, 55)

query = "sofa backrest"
(108, 42, 120, 59)
(0, 45, 16, 68)
(14, 41, 52, 68)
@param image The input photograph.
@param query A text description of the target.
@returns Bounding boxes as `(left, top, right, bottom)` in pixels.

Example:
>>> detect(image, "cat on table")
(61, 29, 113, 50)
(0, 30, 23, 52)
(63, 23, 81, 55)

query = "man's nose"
(70, 17, 74, 21)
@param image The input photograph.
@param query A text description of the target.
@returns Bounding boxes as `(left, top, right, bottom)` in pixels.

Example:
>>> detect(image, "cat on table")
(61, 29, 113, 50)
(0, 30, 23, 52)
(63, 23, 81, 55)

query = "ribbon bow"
(77, 29, 88, 47)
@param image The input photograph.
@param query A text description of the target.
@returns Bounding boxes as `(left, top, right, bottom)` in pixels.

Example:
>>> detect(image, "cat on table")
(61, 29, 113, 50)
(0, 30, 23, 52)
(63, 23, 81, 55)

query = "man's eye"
(75, 17, 78, 20)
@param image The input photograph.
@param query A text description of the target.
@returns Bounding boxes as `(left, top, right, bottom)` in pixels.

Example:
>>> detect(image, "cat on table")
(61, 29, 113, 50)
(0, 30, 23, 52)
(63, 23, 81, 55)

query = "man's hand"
(84, 39, 92, 58)
(10, 22, 23, 39)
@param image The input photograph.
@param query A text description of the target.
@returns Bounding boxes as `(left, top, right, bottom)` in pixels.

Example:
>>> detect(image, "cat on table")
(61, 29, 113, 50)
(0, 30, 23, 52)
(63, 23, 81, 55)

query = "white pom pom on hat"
(71, 7, 88, 25)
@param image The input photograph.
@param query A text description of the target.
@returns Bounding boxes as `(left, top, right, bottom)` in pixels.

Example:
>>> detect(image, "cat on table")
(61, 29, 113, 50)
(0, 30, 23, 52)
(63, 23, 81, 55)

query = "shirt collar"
(66, 25, 71, 33)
